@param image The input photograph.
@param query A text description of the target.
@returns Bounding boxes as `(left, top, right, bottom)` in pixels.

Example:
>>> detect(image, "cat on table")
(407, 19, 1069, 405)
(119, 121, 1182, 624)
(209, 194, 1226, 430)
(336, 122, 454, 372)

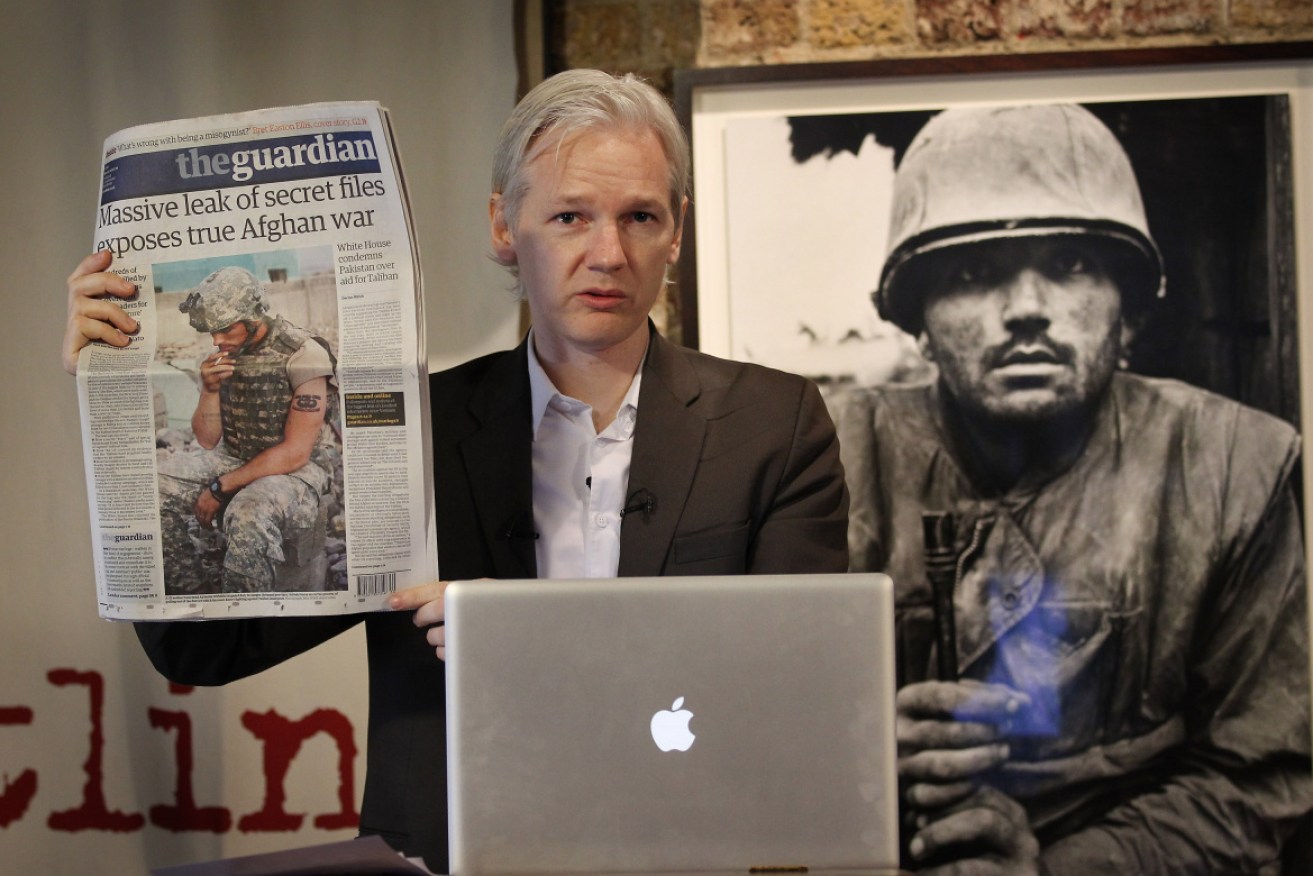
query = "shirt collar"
(526, 328, 646, 439)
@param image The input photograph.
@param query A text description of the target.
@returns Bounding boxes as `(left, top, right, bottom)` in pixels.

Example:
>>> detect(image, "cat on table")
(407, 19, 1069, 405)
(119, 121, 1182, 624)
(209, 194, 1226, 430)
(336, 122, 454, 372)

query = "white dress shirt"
(527, 334, 643, 579)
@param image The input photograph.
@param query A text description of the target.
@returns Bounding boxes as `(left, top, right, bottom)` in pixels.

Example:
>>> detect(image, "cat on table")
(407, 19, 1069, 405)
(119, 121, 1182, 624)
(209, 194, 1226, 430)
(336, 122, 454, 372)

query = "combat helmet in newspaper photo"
(179, 266, 270, 335)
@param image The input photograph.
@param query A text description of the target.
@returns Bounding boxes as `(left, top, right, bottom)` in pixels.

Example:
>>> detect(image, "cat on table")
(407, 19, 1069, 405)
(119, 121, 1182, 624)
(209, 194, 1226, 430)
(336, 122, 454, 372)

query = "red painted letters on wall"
(0, 669, 358, 834)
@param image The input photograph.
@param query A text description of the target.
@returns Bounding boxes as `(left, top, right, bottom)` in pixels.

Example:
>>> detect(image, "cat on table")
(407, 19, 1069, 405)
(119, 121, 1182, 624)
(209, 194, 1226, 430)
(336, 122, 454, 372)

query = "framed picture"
(675, 44, 1313, 430)
(677, 44, 1313, 871)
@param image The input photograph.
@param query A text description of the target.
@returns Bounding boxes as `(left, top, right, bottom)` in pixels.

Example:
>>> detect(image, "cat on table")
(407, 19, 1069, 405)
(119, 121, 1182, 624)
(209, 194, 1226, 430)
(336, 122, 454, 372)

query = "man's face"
(210, 321, 252, 355)
(918, 236, 1126, 423)
(491, 125, 686, 363)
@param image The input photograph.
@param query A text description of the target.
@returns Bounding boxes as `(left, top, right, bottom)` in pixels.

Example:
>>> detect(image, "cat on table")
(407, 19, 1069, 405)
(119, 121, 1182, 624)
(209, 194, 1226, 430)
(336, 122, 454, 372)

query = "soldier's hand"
(194, 489, 223, 529)
(64, 251, 140, 374)
(390, 581, 450, 660)
(906, 786, 1041, 876)
(199, 351, 236, 392)
(897, 680, 1028, 809)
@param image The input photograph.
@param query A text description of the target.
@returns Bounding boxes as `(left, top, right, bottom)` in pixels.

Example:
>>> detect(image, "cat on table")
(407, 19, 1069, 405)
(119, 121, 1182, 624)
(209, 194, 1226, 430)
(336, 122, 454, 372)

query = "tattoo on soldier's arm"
(293, 394, 323, 413)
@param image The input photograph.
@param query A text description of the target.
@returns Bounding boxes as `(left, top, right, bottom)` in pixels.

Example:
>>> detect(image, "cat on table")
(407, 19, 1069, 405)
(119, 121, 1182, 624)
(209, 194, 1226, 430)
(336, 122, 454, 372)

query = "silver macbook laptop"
(444, 573, 899, 875)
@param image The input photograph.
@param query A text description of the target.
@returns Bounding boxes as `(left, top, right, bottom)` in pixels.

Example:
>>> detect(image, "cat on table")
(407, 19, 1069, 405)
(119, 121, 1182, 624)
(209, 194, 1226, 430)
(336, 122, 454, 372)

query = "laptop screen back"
(444, 573, 899, 875)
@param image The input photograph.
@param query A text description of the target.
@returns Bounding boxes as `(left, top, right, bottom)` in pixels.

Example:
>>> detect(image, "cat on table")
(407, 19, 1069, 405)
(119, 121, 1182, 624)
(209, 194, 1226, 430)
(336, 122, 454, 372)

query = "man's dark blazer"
(134, 326, 849, 872)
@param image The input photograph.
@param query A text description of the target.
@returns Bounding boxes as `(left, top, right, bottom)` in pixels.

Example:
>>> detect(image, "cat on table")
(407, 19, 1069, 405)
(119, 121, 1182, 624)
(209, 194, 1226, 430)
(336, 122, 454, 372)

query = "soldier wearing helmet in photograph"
(836, 104, 1311, 874)
(158, 265, 339, 594)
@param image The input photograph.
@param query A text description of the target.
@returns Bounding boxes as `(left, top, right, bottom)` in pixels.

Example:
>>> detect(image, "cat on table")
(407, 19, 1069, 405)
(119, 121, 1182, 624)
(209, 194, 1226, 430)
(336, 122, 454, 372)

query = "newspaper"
(78, 102, 437, 620)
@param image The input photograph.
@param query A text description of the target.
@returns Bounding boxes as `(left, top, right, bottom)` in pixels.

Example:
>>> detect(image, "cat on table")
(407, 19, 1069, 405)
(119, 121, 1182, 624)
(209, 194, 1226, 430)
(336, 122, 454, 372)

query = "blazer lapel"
(459, 341, 537, 579)
(619, 330, 706, 576)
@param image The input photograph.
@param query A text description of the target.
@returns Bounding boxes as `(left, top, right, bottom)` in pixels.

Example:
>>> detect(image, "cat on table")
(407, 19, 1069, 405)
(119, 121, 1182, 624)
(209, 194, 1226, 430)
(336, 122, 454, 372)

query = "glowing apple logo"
(650, 696, 696, 752)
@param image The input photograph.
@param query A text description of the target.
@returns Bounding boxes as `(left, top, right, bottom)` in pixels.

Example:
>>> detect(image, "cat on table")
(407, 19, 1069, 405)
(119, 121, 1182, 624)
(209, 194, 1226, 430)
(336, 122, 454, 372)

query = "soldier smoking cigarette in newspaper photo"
(152, 255, 344, 595)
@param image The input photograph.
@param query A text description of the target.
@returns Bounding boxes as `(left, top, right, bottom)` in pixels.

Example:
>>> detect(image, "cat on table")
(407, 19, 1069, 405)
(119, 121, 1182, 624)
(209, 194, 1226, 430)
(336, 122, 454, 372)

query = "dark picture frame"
(674, 43, 1313, 430)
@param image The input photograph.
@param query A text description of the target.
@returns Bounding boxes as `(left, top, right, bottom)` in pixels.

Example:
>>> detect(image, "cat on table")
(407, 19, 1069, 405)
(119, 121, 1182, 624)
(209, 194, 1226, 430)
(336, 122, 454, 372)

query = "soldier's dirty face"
(918, 236, 1125, 424)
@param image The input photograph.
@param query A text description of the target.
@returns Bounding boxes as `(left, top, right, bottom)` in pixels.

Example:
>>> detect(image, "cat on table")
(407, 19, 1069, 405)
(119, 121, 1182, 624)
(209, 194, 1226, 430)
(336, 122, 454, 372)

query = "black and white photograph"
(713, 96, 1298, 422)
(684, 60, 1313, 873)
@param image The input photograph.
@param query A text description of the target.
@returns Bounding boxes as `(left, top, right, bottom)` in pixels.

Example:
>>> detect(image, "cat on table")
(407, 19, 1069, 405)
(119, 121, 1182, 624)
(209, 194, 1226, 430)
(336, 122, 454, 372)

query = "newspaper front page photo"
(79, 102, 437, 620)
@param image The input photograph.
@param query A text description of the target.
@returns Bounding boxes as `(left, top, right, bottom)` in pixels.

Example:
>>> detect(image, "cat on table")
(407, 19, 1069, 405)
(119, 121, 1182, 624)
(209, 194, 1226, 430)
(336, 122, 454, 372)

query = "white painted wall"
(0, 1, 519, 872)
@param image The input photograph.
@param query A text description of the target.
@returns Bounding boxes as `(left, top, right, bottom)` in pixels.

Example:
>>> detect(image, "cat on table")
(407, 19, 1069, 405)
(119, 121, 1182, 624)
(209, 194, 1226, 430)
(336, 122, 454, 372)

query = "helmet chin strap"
(231, 317, 269, 357)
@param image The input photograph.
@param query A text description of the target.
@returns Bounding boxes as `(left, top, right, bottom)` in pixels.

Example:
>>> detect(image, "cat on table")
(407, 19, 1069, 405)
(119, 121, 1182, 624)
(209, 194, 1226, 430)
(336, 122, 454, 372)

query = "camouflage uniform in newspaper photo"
(157, 266, 342, 594)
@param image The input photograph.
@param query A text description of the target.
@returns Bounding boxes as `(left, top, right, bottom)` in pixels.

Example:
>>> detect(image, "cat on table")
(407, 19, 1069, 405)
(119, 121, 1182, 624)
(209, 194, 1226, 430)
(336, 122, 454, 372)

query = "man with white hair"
(65, 70, 849, 871)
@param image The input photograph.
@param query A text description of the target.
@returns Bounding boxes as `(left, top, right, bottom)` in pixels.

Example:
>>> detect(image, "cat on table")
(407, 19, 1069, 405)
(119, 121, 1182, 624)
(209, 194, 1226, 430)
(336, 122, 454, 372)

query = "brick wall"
(547, 0, 1311, 78)
(548, 0, 702, 91)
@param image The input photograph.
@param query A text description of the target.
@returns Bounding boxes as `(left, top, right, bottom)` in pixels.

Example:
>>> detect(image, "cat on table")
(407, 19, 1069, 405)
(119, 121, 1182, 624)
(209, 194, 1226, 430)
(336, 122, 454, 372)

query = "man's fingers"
(63, 253, 141, 374)
(194, 500, 214, 530)
(68, 251, 138, 302)
(386, 582, 449, 661)
(68, 307, 137, 344)
(898, 743, 1009, 783)
(897, 680, 1030, 722)
(911, 806, 1010, 861)
(427, 624, 447, 661)
(898, 715, 1001, 751)
(906, 779, 976, 811)
(389, 580, 447, 619)
(908, 787, 1038, 875)
(203, 360, 236, 379)
(67, 250, 114, 285)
